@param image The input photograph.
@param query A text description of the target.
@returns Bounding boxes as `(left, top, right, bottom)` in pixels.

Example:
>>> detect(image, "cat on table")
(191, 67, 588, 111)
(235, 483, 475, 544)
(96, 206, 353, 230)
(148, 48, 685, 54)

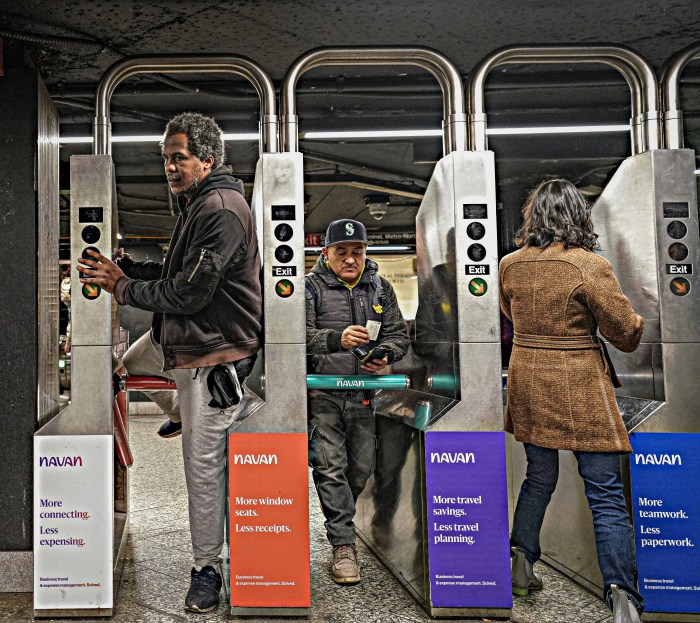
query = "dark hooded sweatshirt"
(114, 166, 262, 370)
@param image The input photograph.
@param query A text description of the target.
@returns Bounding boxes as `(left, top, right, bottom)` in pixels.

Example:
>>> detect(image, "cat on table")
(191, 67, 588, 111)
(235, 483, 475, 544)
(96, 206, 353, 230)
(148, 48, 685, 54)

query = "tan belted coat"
(499, 243, 644, 453)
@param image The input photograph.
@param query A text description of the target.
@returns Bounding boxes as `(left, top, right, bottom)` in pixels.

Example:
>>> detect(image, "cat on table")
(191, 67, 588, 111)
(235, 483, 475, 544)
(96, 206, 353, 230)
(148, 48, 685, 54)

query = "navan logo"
(39, 456, 83, 467)
(634, 453, 682, 466)
(430, 452, 475, 464)
(232, 454, 278, 465)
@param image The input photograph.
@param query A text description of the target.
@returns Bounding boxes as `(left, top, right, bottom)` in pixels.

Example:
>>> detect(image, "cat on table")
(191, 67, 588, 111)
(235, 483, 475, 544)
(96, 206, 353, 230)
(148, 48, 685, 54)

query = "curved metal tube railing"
(93, 54, 278, 155)
(661, 42, 700, 149)
(467, 44, 660, 154)
(281, 46, 467, 155)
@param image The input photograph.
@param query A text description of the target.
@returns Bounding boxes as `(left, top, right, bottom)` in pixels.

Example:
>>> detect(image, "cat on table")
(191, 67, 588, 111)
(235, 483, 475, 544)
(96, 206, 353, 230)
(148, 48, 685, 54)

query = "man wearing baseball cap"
(305, 218, 409, 584)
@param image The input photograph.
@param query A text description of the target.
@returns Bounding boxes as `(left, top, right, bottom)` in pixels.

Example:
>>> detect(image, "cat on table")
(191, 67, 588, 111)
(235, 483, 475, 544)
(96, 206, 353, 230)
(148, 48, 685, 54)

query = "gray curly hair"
(162, 112, 226, 168)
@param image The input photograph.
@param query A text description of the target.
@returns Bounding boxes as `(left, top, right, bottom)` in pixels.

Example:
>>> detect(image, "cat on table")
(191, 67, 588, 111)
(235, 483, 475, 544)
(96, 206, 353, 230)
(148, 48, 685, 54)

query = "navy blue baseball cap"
(324, 219, 368, 247)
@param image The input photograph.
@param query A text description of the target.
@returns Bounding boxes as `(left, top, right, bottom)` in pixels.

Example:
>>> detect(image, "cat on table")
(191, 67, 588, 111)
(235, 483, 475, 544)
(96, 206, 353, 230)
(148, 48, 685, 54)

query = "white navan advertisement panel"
(34, 435, 113, 610)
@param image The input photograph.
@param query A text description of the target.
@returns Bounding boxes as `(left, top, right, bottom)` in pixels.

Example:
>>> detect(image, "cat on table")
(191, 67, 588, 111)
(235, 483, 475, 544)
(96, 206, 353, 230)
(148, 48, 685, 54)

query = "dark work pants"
(308, 391, 376, 546)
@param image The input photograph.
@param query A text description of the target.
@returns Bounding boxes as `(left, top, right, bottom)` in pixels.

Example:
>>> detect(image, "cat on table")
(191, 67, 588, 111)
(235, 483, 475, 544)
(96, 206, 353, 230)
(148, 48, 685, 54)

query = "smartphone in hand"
(350, 346, 390, 364)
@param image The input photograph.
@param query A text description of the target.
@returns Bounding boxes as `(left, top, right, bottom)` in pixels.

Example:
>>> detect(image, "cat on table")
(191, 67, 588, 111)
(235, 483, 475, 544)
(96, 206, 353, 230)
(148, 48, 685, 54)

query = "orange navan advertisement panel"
(228, 433, 311, 608)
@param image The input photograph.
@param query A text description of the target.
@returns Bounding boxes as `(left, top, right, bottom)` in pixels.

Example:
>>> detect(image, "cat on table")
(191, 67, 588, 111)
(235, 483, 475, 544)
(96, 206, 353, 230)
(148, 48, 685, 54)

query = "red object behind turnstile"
(113, 391, 134, 467)
(115, 375, 176, 466)
(125, 375, 177, 391)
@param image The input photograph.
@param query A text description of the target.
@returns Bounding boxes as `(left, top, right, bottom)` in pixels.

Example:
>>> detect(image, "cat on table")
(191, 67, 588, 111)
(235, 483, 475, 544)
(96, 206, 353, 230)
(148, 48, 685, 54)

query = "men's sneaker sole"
(160, 429, 182, 439)
(157, 420, 183, 438)
(185, 602, 218, 613)
(333, 574, 361, 585)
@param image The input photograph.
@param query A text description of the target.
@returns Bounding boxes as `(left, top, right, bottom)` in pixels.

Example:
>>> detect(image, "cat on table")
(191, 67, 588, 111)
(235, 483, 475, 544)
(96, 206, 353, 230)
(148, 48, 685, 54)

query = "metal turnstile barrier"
(226, 144, 310, 616)
(611, 43, 700, 622)
(32, 53, 313, 619)
(470, 43, 700, 622)
(33, 152, 124, 618)
(468, 42, 664, 604)
(282, 46, 512, 619)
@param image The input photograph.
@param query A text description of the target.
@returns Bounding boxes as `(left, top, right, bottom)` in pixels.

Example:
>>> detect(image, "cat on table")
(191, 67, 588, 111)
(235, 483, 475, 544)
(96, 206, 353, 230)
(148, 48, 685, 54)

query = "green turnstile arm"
(306, 375, 410, 390)
(427, 373, 459, 392)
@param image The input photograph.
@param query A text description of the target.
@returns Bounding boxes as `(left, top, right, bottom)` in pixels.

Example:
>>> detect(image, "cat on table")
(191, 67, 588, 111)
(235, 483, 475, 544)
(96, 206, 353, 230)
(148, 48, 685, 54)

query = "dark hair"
(514, 178, 599, 251)
(162, 112, 225, 168)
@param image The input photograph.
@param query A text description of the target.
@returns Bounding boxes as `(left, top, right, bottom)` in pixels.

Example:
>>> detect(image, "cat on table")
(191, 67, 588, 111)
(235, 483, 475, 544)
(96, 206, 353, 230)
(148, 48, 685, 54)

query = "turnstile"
(466, 42, 663, 605)
(32, 53, 313, 619)
(358, 150, 512, 618)
(281, 46, 512, 619)
(469, 44, 700, 622)
(33, 153, 124, 618)
(226, 148, 311, 617)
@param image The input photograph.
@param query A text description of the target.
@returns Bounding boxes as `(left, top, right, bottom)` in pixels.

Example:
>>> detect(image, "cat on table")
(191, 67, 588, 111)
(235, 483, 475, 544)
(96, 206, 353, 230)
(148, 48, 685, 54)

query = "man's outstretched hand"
(76, 249, 125, 294)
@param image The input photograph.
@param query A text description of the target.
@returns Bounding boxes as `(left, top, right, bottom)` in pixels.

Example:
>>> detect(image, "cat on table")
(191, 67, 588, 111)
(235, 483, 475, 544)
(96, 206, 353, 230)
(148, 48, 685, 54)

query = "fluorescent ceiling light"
(487, 124, 630, 135)
(303, 125, 629, 139)
(59, 124, 630, 145)
(58, 132, 259, 144)
(369, 245, 412, 251)
(302, 129, 441, 139)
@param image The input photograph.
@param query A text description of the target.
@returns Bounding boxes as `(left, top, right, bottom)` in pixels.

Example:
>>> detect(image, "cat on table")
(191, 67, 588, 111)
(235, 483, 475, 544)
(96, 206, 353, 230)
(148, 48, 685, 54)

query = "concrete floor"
(0, 416, 614, 622)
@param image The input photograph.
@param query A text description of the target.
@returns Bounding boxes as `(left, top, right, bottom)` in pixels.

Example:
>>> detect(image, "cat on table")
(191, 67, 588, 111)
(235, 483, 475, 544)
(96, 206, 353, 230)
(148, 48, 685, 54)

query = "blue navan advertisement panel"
(425, 431, 512, 608)
(630, 433, 700, 613)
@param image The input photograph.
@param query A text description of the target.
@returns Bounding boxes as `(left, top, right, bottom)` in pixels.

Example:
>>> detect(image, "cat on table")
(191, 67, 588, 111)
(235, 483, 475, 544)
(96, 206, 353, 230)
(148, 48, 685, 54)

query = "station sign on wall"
(306, 231, 416, 247)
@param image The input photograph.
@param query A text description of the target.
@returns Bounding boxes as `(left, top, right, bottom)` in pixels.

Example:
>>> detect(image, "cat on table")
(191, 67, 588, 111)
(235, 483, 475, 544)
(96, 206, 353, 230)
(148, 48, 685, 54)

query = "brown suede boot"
(332, 544, 361, 584)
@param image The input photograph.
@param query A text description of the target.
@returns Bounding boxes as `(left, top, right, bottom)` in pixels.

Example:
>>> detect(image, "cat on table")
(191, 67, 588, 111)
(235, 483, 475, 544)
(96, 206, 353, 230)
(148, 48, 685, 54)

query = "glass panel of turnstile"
(356, 150, 512, 618)
(226, 151, 311, 617)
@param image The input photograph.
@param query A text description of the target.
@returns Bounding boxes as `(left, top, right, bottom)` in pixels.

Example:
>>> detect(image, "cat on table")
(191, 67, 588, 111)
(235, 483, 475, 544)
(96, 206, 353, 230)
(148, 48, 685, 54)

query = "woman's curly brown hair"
(514, 178, 600, 251)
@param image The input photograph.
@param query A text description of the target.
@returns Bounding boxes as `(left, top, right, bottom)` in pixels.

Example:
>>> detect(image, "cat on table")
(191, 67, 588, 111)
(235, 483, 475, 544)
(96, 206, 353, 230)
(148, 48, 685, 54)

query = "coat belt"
(513, 332, 601, 350)
(512, 332, 622, 387)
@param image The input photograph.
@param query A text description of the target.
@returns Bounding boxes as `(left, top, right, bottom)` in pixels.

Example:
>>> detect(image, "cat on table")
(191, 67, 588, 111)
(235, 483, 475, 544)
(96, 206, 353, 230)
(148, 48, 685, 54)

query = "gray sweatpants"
(123, 331, 237, 568)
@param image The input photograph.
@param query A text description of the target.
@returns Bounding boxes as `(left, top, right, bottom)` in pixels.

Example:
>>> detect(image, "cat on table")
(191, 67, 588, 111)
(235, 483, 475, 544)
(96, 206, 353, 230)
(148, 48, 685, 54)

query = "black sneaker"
(185, 565, 222, 613)
(157, 420, 182, 438)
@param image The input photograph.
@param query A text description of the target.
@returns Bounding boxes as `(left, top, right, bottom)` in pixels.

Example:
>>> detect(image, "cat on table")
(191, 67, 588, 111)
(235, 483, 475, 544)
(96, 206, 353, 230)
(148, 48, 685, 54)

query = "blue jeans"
(511, 443, 643, 614)
(308, 391, 376, 546)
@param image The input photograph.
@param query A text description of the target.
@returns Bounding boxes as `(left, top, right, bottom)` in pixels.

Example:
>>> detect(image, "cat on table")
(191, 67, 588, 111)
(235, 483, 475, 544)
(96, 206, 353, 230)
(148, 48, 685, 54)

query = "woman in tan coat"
(499, 179, 644, 623)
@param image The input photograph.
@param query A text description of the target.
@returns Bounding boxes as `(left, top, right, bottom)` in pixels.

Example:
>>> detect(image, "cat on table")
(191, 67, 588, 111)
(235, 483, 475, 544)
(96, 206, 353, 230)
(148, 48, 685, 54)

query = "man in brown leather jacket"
(77, 112, 262, 614)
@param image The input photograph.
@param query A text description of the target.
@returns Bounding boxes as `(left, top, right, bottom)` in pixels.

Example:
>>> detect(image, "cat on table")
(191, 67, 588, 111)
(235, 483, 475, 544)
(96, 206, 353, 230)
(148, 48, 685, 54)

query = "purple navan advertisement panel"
(425, 431, 512, 608)
(630, 433, 700, 614)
